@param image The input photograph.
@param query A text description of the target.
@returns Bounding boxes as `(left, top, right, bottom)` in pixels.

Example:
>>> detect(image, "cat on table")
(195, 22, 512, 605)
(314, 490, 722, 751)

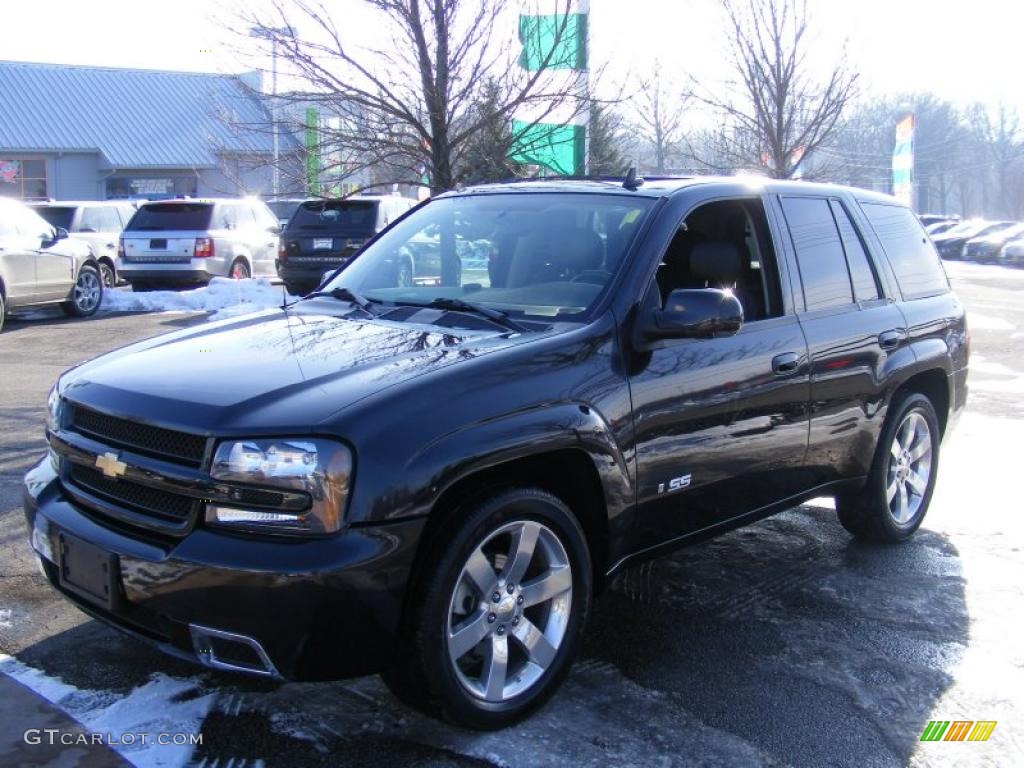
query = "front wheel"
(385, 488, 591, 729)
(836, 392, 940, 542)
(61, 265, 103, 317)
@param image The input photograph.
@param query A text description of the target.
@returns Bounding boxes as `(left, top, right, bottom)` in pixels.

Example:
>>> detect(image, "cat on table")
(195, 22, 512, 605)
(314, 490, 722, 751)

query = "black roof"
(442, 176, 899, 205)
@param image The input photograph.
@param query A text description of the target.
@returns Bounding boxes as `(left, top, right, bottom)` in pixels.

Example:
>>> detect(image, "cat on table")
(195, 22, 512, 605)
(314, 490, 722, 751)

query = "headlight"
(207, 437, 352, 535)
(45, 385, 62, 433)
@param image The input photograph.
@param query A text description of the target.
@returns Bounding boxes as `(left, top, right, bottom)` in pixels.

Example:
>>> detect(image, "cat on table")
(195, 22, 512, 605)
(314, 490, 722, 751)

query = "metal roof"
(0, 60, 292, 168)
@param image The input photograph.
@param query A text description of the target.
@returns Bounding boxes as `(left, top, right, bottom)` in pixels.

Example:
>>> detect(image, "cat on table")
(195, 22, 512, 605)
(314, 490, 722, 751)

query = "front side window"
(780, 196, 854, 311)
(32, 206, 75, 231)
(323, 193, 655, 320)
(860, 202, 949, 299)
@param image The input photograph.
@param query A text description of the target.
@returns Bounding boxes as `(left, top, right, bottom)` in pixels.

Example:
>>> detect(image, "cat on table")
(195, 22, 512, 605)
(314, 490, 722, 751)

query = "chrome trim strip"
(189, 623, 281, 678)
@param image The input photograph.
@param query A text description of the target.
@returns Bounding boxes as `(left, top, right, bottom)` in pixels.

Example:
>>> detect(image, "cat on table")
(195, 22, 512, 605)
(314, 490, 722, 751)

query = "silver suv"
(29, 200, 136, 288)
(118, 198, 281, 289)
(0, 197, 103, 332)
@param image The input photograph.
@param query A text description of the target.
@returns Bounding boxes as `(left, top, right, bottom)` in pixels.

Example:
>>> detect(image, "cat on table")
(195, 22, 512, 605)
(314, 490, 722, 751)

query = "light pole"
(250, 26, 291, 197)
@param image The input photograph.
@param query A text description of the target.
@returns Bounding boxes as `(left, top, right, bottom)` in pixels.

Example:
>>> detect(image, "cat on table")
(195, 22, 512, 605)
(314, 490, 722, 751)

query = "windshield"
(289, 200, 378, 234)
(321, 193, 655, 320)
(126, 203, 213, 231)
(31, 206, 75, 229)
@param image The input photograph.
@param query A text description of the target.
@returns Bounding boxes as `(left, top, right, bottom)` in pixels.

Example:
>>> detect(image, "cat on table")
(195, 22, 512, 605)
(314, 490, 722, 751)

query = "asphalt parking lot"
(1, 264, 1022, 767)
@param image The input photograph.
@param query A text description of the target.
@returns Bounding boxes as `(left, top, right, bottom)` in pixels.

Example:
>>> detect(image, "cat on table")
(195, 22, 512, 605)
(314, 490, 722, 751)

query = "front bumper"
(23, 457, 425, 681)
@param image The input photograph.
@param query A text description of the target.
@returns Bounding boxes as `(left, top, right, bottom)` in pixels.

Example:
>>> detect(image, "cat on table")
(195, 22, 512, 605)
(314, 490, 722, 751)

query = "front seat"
(506, 227, 605, 288)
(688, 241, 750, 320)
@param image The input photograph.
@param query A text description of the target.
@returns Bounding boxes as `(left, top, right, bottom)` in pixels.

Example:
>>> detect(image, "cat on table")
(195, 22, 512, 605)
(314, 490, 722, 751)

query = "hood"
(60, 306, 526, 433)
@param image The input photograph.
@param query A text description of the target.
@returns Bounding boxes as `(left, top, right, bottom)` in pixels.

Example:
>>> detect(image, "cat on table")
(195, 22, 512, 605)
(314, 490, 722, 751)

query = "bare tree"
(235, 0, 589, 195)
(633, 66, 687, 174)
(687, 0, 858, 178)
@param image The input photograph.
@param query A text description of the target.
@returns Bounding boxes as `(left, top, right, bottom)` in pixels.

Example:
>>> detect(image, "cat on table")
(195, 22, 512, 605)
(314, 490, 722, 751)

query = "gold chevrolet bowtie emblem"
(95, 452, 127, 479)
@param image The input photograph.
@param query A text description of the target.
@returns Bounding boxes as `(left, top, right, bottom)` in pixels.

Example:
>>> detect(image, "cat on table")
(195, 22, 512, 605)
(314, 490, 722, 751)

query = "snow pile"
(101, 278, 297, 321)
(0, 654, 215, 768)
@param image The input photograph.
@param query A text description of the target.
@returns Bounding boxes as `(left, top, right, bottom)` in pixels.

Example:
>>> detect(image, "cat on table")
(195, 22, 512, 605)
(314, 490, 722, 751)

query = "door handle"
(878, 329, 905, 351)
(771, 352, 800, 375)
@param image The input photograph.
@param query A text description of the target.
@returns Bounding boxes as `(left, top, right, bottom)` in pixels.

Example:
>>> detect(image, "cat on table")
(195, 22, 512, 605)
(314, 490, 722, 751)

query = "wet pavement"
(0, 262, 1021, 767)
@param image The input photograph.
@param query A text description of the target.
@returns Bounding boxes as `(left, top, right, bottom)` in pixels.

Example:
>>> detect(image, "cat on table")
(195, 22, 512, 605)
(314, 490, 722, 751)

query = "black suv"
(24, 178, 968, 729)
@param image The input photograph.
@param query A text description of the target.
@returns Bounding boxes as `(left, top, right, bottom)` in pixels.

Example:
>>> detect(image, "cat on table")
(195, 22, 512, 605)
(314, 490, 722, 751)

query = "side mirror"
(267, 224, 282, 234)
(641, 288, 743, 341)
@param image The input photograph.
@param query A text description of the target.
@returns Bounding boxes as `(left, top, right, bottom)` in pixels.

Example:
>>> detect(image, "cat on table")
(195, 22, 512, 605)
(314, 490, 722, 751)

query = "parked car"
(28, 201, 135, 288)
(998, 237, 1024, 266)
(918, 213, 959, 228)
(930, 219, 1017, 259)
(0, 197, 103, 332)
(265, 198, 306, 228)
(25, 177, 968, 729)
(925, 220, 958, 237)
(277, 196, 416, 294)
(117, 198, 281, 289)
(962, 222, 1024, 262)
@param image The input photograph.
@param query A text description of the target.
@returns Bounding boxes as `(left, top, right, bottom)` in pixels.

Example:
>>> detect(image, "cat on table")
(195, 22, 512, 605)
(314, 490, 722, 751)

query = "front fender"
(383, 402, 633, 528)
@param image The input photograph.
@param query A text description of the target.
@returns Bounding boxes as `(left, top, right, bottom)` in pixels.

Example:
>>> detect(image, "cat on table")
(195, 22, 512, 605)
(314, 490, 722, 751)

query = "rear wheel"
(61, 265, 103, 317)
(384, 488, 591, 729)
(230, 259, 251, 280)
(98, 260, 116, 289)
(836, 392, 940, 542)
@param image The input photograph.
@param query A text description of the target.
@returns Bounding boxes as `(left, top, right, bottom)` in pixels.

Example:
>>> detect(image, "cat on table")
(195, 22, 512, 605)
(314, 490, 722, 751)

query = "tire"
(229, 259, 251, 280)
(0, 289, 5, 333)
(384, 487, 591, 730)
(836, 392, 941, 542)
(98, 260, 116, 289)
(61, 265, 103, 318)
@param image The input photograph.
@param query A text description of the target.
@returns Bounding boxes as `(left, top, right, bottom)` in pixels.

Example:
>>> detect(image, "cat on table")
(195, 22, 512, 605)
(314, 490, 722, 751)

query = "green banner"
(518, 13, 587, 71)
(509, 120, 585, 176)
(305, 107, 320, 196)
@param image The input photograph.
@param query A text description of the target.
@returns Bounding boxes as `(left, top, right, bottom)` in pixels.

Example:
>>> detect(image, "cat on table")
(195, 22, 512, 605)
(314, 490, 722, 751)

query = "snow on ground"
(100, 279, 297, 322)
(0, 654, 214, 768)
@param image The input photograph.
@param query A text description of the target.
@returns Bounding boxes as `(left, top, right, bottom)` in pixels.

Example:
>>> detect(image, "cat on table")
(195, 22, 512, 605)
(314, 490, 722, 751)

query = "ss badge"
(658, 474, 692, 494)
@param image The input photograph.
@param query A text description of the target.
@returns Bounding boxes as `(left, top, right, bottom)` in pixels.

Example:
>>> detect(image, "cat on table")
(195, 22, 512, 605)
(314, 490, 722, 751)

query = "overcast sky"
(2, 0, 1019, 113)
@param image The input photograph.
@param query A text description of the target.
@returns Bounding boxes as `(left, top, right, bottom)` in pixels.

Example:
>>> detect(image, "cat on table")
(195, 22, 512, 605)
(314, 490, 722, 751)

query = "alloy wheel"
(886, 410, 933, 524)
(74, 269, 102, 312)
(446, 520, 573, 702)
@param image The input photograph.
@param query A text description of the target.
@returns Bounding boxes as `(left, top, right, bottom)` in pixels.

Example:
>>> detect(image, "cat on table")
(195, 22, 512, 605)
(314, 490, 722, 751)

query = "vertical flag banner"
(893, 114, 915, 208)
(305, 107, 321, 196)
(509, 0, 589, 176)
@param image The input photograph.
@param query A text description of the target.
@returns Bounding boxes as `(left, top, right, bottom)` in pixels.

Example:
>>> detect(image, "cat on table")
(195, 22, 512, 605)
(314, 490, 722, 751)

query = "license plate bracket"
(57, 532, 121, 611)
(312, 238, 333, 250)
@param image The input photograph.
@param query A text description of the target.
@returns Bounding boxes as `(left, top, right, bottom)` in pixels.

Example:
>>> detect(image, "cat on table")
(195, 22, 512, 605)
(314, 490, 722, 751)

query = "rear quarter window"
(860, 202, 949, 299)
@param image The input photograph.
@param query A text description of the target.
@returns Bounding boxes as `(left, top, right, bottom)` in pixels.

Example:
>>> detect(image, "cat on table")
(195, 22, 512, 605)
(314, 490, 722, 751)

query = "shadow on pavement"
(6, 505, 966, 767)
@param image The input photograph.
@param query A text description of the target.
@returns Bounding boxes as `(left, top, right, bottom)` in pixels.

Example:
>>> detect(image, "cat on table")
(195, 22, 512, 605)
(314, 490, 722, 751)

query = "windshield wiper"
(305, 287, 379, 315)
(402, 297, 527, 333)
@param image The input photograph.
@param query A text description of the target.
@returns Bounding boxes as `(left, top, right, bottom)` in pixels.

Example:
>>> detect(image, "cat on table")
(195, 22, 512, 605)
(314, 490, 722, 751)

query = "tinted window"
(860, 203, 949, 299)
(32, 206, 75, 230)
(829, 201, 880, 302)
(126, 203, 213, 231)
(780, 196, 853, 311)
(289, 200, 379, 235)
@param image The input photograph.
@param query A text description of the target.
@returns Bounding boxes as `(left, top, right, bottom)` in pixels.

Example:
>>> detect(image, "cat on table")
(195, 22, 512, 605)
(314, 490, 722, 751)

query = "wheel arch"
(891, 368, 950, 436)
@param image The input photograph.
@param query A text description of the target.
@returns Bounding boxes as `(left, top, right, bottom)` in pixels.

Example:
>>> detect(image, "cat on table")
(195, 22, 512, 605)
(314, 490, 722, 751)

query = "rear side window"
(126, 203, 213, 231)
(780, 196, 854, 311)
(288, 201, 379, 235)
(829, 201, 880, 302)
(860, 202, 949, 299)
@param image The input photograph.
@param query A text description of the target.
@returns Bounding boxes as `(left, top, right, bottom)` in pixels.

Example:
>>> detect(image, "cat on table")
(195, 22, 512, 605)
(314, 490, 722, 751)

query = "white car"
(999, 237, 1024, 266)
(29, 201, 135, 288)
